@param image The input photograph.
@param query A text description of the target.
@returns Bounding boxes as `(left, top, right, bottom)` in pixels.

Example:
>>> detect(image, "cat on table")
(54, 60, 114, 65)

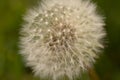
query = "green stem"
(88, 68, 100, 80)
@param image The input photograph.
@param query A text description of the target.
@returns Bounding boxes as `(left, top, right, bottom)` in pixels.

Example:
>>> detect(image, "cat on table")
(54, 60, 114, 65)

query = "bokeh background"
(0, 0, 120, 80)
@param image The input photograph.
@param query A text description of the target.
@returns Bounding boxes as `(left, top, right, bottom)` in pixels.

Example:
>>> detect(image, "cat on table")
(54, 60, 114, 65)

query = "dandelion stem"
(88, 68, 100, 80)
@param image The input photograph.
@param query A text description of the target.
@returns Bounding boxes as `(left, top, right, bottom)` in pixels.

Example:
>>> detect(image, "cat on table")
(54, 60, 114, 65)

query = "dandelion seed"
(60, 15, 64, 19)
(47, 29, 51, 32)
(39, 29, 42, 32)
(59, 23, 63, 26)
(55, 17, 58, 21)
(40, 18, 43, 21)
(45, 21, 48, 25)
(54, 8, 58, 12)
(58, 32, 62, 36)
(20, 0, 106, 80)
(45, 13, 48, 17)
(50, 13, 54, 16)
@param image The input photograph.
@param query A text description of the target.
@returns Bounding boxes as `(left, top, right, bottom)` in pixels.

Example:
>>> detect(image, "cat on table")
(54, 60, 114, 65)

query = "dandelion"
(20, 0, 106, 80)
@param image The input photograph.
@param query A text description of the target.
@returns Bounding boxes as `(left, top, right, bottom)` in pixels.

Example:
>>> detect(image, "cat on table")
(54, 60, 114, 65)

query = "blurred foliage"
(0, 0, 120, 80)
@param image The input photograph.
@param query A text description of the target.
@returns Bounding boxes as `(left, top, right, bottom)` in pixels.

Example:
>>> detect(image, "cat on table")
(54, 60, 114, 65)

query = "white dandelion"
(20, 0, 106, 80)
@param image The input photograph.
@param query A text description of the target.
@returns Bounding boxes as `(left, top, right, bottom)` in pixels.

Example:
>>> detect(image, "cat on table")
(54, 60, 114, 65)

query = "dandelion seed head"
(20, 0, 106, 80)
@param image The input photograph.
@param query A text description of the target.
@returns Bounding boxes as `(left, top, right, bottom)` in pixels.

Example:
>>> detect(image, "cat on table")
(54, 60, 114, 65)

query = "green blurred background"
(0, 0, 120, 80)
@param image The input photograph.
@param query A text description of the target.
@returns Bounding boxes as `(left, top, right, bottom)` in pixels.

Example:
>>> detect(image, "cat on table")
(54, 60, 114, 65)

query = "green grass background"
(0, 0, 120, 80)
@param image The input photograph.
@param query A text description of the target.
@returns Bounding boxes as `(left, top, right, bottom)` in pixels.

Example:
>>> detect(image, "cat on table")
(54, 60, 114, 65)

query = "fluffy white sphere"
(20, 0, 106, 80)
